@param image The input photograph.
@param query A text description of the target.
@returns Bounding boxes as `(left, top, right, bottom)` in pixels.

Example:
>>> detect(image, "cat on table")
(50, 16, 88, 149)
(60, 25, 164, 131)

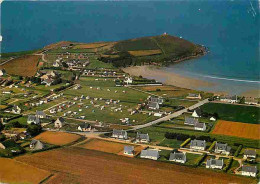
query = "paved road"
(132, 98, 209, 130)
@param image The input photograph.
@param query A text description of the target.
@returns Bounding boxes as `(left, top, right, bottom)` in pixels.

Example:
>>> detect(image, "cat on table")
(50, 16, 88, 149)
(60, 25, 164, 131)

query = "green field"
(201, 103, 260, 124)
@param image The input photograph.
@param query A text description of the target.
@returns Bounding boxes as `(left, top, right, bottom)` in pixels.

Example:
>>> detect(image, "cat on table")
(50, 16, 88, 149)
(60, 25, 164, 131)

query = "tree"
(26, 124, 42, 136)
(0, 122, 4, 131)
(62, 62, 68, 68)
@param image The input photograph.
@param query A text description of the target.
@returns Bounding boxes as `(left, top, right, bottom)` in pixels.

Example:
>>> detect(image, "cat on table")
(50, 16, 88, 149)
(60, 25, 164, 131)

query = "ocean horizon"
(1, 0, 259, 94)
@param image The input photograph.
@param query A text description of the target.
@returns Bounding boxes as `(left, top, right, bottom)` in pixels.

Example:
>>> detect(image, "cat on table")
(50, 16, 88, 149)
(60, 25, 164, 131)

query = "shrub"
(234, 145, 243, 157)
(208, 141, 217, 152)
(180, 138, 191, 148)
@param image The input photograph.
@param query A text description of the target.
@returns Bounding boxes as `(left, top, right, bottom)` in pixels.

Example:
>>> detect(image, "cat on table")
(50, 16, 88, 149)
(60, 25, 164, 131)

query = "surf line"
(199, 75, 260, 83)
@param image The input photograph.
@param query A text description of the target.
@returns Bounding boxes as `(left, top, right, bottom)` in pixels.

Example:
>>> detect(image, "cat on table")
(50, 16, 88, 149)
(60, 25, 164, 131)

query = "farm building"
(77, 123, 92, 132)
(190, 140, 206, 151)
(111, 129, 128, 140)
(194, 122, 206, 131)
(54, 117, 66, 128)
(124, 146, 134, 156)
(27, 115, 40, 125)
(149, 97, 164, 105)
(36, 111, 46, 119)
(191, 109, 202, 118)
(184, 117, 198, 126)
(136, 132, 150, 143)
(220, 95, 238, 103)
(140, 149, 160, 160)
(215, 142, 231, 155)
(30, 140, 44, 151)
(186, 93, 201, 100)
(241, 165, 257, 177)
(243, 150, 257, 160)
(148, 102, 159, 110)
(169, 152, 186, 164)
(206, 159, 224, 170)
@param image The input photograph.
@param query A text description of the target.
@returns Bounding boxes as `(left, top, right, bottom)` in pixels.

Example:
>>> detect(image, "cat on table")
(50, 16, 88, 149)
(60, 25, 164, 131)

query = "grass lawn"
(158, 138, 183, 148)
(185, 153, 204, 166)
(86, 56, 114, 69)
(200, 103, 259, 124)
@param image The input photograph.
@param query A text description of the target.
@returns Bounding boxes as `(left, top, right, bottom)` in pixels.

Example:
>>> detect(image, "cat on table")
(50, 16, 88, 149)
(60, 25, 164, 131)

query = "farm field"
(201, 103, 260, 124)
(0, 55, 40, 76)
(211, 120, 260, 140)
(73, 43, 108, 49)
(34, 131, 81, 145)
(0, 157, 51, 184)
(128, 49, 162, 56)
(15, 147, 256, 184)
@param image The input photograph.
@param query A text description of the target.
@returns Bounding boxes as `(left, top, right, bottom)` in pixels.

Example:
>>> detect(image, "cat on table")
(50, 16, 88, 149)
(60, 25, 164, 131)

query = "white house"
(140, 149, 160, 160)
(12, 105, 21, 114)
(194, 122, 206, 131)
(169, 152, 186, 164)
(150, 97, 164, 105)
(30, 140, 44, 151)
(186, 93, 201, 100)
(35, 111, 46, 119)
(77, 123, 92, 132)
(241, 165, 257, 177)
(210, 117, 216, 121)
(220, 95, 238, 103)
(124, 77, 133, 85)
(111, 129, 128, 140)
(206, 159, 224, 170)
(215, 142, 231, 155)
(0, 69, 6, 76)
(54, 117, 65, 128)
(192, 109, 202, 118)
(53, 61, 60, 67)
(243, 149, 257, 160)
(190, 139, 206, 151)
(148, 102, 159, 110)
(124, 146, 134, 156)
(184, 117, 198, 126)
(136, 132, 150, 143)
(27, 115, 40, 125)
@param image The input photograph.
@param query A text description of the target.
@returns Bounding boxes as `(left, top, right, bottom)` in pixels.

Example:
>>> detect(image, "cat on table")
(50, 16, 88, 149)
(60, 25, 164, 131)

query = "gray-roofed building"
(169, 152, 186, 163)
(215, 142, 231, 155)
(220, 95, 238, 103)
(206, 159, 224, 169)
(54, 117, 65, 128)
(12, 105, 21, 114)
(148, 102, 159, 110)
(186, 93, 201, 100)
(190, 139, 206, 151)
(78, 123, 92, 132)
(140, 149, 159, 160)
(30, 140, 44, 151)
(35, 110, 46, 119)
(242, 165, 257, 177)
(136, 132, 150, 143)
(124, 146, 134, 156)
(150, 97, 164, 105)
(244, 150, 257, 159)
(111, 129, 128, 140)
(194, 122, 206, 131)
(184, 117, 198, 126)
(27, 115, 40, 125)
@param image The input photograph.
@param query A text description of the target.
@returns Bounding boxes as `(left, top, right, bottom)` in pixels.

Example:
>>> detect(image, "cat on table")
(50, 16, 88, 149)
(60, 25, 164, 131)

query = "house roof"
(215, 142, 231, 152)
(27, 115, 40, 124)
(136, 132, 149, 140)
(140, 149, 159, 158)
(36, 111, 46, 116)
(190, 139, 206, 148)
(206, 159, 224, 167)
(79, 123, 91, 129)
(188, 93, 200, 97)
(55, 117, 65, 124)
(193, 108, 202, 116)
(113, 129, 127, 136)
(148, 102, 159, 108)
(124, 146, 134, 153)
(194, 122, 205, 128)
(185, 117, 198, 125)
(169, 152, 186, 161)
(242, 165, 257, 173)
(150, 97, 163, 103)
(244, 149, 256, 156)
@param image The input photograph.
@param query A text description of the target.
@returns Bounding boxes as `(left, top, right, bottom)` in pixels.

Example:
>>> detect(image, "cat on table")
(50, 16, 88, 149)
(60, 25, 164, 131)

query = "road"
(132, 98, 209, 130)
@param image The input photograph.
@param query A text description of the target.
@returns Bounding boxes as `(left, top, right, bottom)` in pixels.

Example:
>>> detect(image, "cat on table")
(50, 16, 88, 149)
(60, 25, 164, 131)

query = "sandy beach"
(123, 66, 213, 89)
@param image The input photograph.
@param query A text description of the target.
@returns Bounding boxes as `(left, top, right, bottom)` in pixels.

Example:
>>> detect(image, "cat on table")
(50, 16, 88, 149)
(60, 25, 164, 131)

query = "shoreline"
(123, 65, 214, 90)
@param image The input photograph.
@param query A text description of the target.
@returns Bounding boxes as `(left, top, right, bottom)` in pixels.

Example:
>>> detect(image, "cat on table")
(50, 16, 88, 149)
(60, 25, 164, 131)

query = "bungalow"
(184, 117, 198, 126)
(140, 149, 160, 160)
(148, 102, 160, 110)
(77, 123, 92, 132)
(124, 146, 134, 156)
(210, 117, 216, 121)
(243, 149, 257, 160)
(192, 109, 202, 118)
(12, 105, 21, 114)
(220, 95, 238, 103)
(150, 96, 164, 105)
(36, 110, 46, 119)
(124, 77, 133, 85)
(169, 152, 186, 163)
(186, 93, 201, 100)
(245, 97, 258, 105)
(206, 159, 224, 170)
(190, 139, 206, 151)
(111, 129, 128, 140)
(30, 140, 44, 151)
(0, 69, 6, 76)
(194, 122, 206, 131)
(136, 132, 150, 143)
(54, 117, 65, 128)
(27, 115, 40, 125)
(241, 165, 257, 177)
(215, 142, 231, 155)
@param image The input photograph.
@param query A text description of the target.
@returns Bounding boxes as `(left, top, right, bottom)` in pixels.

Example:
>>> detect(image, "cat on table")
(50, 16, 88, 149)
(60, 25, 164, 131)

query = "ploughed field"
(0, 55, 40, 76)
(0, 157, 51, 184)
(15, 147, 256, 184)
(212, 120, 260, 140)
(34, 131, 81, 145)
